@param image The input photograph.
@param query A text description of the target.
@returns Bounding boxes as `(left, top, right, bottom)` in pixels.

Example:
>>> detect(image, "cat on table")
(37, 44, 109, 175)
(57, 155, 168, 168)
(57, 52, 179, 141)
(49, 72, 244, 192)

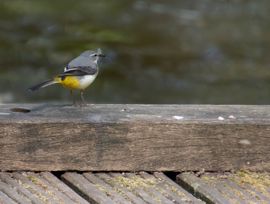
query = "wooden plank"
(0, 191, 17, 204)
(152, 172, 203, 203)
(124, 173, 175, 204)
(0, 180, 32, 204)
(116, 172, 173, 204)
(110, 173, 158, 204)
(0, 172, 89, 204)
(136, 172, 203, 204)
(83, 173, 132, 204)
(62, 172, 203, 204)
(27, 172, 81, 203)
(176, 171, 270, 204)
(40, 172, 89, 204)
(12, 172, 68, 204)
(97, 173, 146, 204)
(0, 104, 270, 171)
(0, 173, 44, 204)
(62, 172, 115, 204)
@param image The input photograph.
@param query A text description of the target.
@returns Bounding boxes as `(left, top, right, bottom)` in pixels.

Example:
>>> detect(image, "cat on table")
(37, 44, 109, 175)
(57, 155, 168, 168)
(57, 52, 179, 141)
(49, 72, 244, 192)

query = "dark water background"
(1, 0, 270, 104)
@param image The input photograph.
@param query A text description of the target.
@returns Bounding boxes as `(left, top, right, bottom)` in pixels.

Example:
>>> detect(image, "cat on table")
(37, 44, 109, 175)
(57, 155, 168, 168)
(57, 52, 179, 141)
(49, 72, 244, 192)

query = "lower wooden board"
(2, 171, 270, 204)
(0, 171, 204, 204)
(61, 172, 204, 204)
(177, 171, 270, 204)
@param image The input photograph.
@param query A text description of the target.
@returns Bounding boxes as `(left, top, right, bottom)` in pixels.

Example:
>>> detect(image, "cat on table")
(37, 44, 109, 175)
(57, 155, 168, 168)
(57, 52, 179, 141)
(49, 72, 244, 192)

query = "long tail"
(28, 79, 59, 91)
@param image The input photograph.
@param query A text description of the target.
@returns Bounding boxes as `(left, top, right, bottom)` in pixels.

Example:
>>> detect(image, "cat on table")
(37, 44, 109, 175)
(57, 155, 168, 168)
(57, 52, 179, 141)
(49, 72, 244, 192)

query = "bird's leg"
(80, 90, 86, 106)
(70, 90, 76, 106)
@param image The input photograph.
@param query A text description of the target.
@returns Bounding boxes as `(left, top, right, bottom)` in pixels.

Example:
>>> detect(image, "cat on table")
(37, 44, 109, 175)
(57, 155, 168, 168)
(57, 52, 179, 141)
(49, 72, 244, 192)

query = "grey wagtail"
(29, 48, 105, 104)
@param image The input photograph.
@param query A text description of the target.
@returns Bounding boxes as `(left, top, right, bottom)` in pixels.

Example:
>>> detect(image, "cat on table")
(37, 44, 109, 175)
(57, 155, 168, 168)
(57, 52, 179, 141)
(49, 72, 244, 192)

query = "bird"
(28, 48, 105, 105)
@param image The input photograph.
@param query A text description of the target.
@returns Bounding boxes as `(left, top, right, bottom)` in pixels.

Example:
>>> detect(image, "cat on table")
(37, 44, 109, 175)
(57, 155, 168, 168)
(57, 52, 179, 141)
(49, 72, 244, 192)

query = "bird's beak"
(96, 48, 105, 57)
(98, 54, 106, 57)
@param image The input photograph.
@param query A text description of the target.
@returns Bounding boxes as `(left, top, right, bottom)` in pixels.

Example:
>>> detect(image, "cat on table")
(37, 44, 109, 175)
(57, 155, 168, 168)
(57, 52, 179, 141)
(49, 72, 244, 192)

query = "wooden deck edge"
(0, 104, 270, 171)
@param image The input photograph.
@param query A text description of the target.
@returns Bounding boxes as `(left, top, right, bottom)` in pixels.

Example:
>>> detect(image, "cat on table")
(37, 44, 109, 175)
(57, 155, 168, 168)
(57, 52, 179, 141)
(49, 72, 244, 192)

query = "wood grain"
(0, 172, 89, 204)
(177, 172, 270, 204)
(62, 172, 202, 204)
(0, 104, 270, 171)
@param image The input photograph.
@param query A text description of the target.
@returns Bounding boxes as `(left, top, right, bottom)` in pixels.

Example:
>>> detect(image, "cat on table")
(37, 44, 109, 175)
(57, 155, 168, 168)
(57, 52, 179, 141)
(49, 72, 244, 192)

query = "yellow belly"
(54, 74, 97, 90)
(56, 76, 80, 90)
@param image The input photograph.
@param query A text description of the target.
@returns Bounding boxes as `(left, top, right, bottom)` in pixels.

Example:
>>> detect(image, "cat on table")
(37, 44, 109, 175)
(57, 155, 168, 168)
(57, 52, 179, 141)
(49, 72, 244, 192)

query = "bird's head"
(81, 48, 105, 63)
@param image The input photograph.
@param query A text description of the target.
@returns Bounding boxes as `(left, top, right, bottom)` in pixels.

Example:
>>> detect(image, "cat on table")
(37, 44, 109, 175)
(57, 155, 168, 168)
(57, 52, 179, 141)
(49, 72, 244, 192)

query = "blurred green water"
(1, 0, 270, 104)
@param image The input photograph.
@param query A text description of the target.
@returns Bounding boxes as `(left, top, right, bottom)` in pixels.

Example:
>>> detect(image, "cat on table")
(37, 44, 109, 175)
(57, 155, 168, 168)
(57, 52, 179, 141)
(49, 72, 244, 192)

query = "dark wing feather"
(59, 66, 97, 77)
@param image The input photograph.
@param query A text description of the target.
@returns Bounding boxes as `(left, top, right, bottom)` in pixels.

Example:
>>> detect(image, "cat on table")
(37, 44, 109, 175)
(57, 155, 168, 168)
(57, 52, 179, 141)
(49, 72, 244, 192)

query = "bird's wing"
(63, 53, 98, 76)
(58, 66, 98, 77)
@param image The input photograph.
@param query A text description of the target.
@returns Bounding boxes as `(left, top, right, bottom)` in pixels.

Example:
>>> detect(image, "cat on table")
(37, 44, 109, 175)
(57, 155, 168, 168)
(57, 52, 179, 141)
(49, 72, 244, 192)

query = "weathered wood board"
(0, 104, 270, 171)
(177, 171, 270, 204)
(62, 172, 203, 204)
(0, 171, 204, 204)
(0, 172, 88, 204)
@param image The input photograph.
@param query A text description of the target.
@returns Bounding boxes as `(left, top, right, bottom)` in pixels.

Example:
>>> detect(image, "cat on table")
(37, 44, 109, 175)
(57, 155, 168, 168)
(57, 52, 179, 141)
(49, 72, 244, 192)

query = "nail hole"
(10, 108, 31, 113)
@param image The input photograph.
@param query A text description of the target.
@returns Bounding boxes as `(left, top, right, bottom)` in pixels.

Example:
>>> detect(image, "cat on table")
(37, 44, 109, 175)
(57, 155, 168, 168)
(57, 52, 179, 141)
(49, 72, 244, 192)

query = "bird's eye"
(91, 54, 97, 57)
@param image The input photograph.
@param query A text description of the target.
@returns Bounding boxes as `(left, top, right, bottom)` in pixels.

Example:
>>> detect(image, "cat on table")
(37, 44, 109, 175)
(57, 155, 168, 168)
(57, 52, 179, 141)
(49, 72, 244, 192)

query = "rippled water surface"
(1, 0, 270, 104)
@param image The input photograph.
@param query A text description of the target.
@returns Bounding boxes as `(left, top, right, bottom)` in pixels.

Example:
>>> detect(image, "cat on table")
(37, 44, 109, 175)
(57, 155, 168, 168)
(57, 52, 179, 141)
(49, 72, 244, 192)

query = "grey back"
(67, 50, 98, 69)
